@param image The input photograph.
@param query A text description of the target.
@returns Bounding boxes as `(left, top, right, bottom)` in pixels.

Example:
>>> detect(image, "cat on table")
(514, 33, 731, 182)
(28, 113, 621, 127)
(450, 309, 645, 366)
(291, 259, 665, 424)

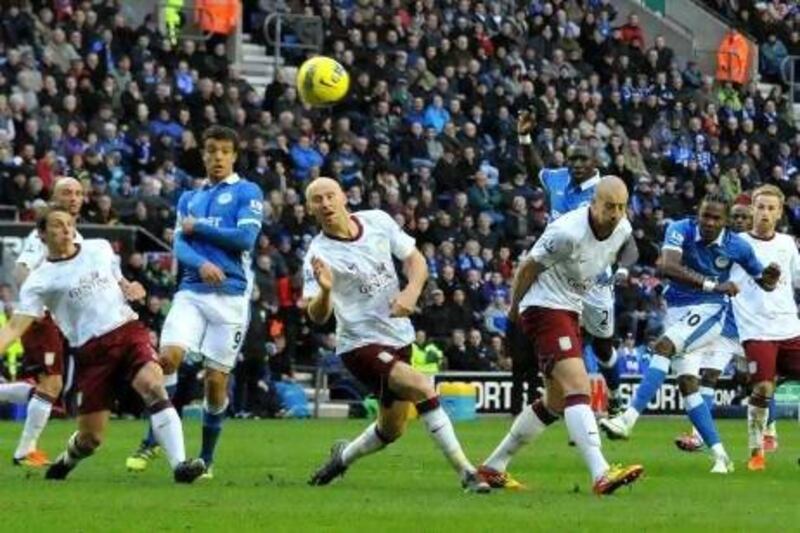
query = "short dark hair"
(700, 192, 730, 213)
(36, 204, 71, 232)
(202, 125, 239, 151)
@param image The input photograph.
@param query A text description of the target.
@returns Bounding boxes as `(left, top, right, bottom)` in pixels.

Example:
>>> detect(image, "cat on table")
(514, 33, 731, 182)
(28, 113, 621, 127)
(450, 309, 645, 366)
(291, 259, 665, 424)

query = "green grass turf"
(0, 417, 797, 532)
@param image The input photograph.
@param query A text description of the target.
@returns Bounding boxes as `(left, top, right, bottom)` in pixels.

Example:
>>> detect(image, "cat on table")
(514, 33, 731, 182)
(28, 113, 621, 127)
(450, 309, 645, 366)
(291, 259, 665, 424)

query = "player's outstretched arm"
(658, 249, 709, 287)
(518, 111, 546, 187)
(0, 314, 35, 356)
(390, 249, 428, 318)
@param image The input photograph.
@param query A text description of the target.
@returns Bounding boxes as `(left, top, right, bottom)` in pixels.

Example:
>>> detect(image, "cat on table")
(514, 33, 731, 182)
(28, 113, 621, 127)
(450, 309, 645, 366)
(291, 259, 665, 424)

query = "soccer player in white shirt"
(478, 177, 644, 495)
(0, 207, 205, 483)
(729, 185, 800, 471)
(303, 178, 489, 493)
(0, 177, 83, 467)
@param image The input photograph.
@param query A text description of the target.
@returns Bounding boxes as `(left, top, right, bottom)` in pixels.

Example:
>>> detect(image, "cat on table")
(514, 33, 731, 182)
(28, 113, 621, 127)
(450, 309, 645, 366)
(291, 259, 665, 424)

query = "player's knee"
(753, 381, 775, 399)
(37, 374, 63, 398)
(654, 337, 676, 357)
(677, 375, 699, 396)
(159, 346, 184, 375)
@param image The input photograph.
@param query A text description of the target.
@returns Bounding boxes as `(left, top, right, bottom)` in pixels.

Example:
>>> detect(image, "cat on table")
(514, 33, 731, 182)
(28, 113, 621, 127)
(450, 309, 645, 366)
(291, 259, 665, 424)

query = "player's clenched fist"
(761, 262, 781, 288)
(311, 256, 333, 291)
(120, 280, 146, 302)
(713, 281, 739, 297)
(199, 262, 226, 286)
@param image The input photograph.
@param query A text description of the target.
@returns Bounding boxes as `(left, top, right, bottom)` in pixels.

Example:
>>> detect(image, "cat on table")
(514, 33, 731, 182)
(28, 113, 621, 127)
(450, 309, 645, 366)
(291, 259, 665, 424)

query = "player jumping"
(303, 177, 489, 493)
(478, 177, 644, 495)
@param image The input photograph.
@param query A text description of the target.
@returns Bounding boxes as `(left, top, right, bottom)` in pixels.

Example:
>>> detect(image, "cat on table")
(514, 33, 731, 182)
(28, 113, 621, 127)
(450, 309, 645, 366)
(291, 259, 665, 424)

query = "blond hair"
(751, 184, 785, 205)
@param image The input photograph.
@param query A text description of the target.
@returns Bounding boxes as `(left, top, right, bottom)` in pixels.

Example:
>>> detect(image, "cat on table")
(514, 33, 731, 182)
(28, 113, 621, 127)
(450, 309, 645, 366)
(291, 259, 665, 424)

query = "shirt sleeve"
(662, 220, 686, 252)
(791, 239, 800, 288)
(15, 231, 43, 269)
(174, 191, 191, 234)
(301, 250, 321, 300)
(375, 211, 416, 260)
(16, 273, 47, 319)
(236, 183, 264, 229)
(528, 224, 573, 268)
(101, 240, 123, 281)
(735, 238, 764, 278)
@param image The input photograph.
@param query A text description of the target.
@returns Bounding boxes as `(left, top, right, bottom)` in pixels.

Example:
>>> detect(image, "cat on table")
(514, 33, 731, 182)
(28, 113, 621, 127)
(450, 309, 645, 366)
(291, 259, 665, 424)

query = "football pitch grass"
(0, 417, 798, 532)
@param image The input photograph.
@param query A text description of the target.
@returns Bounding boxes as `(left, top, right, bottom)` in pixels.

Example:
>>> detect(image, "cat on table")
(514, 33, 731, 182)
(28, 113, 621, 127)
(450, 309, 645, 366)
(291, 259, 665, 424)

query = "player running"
(0, 177, 83, 467)
(673, 204, 752, 453)
(304, 177, 489, 493)
(127, 126, 264, 478)
(600, 193, 780, 473)
(0, 207, 204, 483)
(519, 112, 628, 415)
(728, 185, 800, 471)
(478, 177, 644, 495)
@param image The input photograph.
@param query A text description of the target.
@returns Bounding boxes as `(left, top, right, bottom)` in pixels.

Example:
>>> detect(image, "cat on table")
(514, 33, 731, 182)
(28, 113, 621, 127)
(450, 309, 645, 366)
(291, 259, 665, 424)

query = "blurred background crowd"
(1, 0, 800, 414)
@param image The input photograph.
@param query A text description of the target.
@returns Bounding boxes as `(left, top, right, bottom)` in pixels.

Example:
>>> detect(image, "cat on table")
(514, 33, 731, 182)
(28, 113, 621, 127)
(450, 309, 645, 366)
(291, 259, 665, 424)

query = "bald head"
(590, 175, 629, 236)
(305, 177, 344, 200)
(594, 175, 629, 205)
(51, 176, 84, 217)
(305, 177, 350, 231)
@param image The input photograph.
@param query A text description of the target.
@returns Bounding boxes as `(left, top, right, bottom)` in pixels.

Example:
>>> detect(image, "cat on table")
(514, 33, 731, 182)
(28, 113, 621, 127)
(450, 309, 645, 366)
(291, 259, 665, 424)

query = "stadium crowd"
(1, 0, 800, 414)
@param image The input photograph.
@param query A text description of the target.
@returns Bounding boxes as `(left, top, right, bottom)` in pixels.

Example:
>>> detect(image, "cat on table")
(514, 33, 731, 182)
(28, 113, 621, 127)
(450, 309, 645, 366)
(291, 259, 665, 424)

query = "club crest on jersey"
(714, 255, 730, 269)
(217, 192, 233, 205)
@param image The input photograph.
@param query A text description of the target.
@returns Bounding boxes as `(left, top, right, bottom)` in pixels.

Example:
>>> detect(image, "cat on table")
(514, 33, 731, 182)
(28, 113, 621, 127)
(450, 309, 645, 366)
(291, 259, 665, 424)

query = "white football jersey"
(16, 227, 84, 272)
(731, 232, 800, 341)
(302, 210, 416, 354)
(519, 206, 632, 314)
(16, 239, 137, 347)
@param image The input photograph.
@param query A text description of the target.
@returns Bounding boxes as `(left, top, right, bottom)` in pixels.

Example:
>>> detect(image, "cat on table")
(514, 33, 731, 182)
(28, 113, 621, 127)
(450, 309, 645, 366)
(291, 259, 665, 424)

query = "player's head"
(51, 176, 83, 217)
(566, 141, 597, 182)
(305, 177, 349, 230)
(202, 126, 239, 182)
(751, 184, 784, 235)
(697, 192, 729, 243)
(590, 175, 628, 235)
(729, 203, 753, 233)
(38, 205, 76, 254)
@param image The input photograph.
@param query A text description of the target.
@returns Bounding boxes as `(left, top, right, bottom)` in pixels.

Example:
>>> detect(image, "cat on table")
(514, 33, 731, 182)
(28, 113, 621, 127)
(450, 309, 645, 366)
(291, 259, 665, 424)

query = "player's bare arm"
(614, 234, 639, 282)
(508, 258, 544, 322)
(658, 249, 739, 296)
(390, 249, 428, 318)
(517, 111, 545, 185)
(307, 256, 334, 324)
(119, 279, 146, 302)
(0, 314, 35, 355)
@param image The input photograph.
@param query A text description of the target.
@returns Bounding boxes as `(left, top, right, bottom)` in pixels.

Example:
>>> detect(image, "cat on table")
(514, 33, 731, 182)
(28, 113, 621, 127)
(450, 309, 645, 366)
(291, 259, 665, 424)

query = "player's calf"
(46, 430, 100, 480)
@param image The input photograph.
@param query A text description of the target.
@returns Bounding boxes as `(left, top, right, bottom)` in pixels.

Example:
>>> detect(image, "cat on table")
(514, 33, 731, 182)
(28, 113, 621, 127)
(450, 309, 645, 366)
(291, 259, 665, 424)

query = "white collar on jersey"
(577, 171, 601, 191)
(695, 226, 726, 246)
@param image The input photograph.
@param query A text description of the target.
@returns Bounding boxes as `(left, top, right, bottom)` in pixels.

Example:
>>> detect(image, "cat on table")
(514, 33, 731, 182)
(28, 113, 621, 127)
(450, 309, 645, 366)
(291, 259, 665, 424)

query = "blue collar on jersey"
(694, 225, 726, 246)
